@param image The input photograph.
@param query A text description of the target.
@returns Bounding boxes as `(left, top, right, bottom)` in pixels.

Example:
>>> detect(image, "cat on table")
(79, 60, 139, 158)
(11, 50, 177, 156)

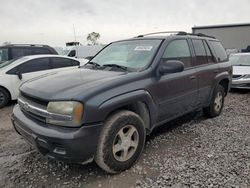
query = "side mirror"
(16, 71, 22, 80)
(159, 59, 184, 75)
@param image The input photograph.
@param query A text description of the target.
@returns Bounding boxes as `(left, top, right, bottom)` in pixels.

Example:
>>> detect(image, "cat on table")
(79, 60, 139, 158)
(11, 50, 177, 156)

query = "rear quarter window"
(209, 41, 228, 62)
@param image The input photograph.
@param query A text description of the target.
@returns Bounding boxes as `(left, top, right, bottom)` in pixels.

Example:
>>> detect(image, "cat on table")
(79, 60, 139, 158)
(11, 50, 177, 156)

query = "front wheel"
(95, 110, 146, 174)
(203, 85, 225, 118)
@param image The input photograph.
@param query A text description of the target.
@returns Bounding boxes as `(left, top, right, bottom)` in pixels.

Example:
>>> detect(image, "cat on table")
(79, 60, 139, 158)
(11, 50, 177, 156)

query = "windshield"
(0, 48, 9, 62)
(90, 39, 162, 70)
(229, 54, 250, 66)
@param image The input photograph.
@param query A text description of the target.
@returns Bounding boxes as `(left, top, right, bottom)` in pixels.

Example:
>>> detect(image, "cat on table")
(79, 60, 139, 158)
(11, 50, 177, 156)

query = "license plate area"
(14, 121, 36, 146)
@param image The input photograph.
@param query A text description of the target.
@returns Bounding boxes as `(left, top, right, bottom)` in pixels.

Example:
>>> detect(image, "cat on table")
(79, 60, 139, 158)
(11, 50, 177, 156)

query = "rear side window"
(209, 41, 228, 62)
(16, 58, 50, 73)
(51, 57, 79, 69)
(192, 39, 207, 65)
(11, 47, 33, 59)
(163, 39, 192, 68)
(32, 47, 51, 54)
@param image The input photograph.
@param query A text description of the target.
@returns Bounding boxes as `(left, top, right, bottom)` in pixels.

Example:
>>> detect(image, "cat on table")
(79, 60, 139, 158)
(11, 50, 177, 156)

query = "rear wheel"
(0, 88, 10, 108)
(95, 110, 146, 174)
(203, 85, 225, 118)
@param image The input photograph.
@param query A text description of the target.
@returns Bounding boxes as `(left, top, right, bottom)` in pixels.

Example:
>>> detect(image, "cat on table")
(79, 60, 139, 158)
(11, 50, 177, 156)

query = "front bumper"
(231, 78, 250, 89)
(12, 105, 103, 163)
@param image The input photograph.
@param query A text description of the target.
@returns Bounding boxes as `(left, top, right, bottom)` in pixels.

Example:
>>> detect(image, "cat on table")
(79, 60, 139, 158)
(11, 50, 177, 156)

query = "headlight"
(46, 101, 83, 127)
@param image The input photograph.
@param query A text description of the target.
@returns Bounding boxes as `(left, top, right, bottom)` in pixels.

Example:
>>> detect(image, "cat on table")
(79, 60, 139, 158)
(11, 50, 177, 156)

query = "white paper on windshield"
(134, 46, 153, 51)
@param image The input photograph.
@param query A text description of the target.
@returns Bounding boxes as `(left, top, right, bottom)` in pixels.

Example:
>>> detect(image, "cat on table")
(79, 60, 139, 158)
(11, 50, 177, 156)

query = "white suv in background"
(0, 55, 83, 108)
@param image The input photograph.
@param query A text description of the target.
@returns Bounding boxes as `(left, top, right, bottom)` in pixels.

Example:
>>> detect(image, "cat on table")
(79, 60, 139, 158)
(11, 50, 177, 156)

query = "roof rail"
(3, 44, 50, 47)
(177, 32, 216, 39)
(135, 31, 185, 38)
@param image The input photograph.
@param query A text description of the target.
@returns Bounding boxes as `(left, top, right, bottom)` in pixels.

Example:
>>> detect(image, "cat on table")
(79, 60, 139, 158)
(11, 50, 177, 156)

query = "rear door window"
(11, 47, 34, 59)
(16, 58, 50, 73)
(51, 57, 79, 69)
(32, 47, 51, 54)
(163, 39, 192, 68)
(192, 39, 207, 65)
(203, 40, 215, 63)
(209, 41, 228, 62)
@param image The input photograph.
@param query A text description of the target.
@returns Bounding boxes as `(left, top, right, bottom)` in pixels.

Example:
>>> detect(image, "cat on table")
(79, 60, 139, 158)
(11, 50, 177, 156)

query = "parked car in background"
(0, 44, 58, 63)
(63, 45, 103, 60)
(12, 32, 231, 173)
(230, 53, 250, 89)
(0, 55, 82, 108)
(225, 48, 239, 55)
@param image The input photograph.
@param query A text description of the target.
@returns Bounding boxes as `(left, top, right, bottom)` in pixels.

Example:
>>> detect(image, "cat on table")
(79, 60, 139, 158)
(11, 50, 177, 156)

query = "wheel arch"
(97, 90, 157, 134)
(0, 85, 12, 100)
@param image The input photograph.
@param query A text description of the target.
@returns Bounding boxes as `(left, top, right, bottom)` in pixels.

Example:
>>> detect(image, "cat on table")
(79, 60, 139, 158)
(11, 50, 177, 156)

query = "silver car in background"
(230, 53, 250, 89)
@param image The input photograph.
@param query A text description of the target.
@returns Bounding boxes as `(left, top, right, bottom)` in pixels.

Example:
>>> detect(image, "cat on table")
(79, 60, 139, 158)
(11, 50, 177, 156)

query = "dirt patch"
(0, 91, 249, 188)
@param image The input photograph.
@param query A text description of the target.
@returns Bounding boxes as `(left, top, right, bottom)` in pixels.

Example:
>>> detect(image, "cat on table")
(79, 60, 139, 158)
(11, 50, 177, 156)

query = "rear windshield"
(210, 41, 228, 62)
(229, 55, 250, 66)
(0, 48, 9, 62)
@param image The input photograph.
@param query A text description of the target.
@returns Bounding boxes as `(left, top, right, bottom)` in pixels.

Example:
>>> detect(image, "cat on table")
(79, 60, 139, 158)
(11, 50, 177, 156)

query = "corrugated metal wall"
(192, 26, 250, 51)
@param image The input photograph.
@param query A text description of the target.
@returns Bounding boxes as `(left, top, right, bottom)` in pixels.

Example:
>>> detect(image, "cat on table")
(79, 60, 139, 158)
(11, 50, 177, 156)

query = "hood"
(233, 65, 250, 75)
(20, 68, 126, 101)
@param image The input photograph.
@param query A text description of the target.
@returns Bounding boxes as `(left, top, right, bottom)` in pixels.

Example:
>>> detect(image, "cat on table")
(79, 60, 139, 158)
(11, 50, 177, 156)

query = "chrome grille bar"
(18, 98, 72, 121)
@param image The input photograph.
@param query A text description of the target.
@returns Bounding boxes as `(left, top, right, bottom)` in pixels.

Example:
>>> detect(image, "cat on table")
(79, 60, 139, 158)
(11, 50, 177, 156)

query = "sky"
(0, 0, 250, 47)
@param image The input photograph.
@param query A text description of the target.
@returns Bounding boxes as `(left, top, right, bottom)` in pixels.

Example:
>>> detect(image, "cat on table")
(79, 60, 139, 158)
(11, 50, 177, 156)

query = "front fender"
(83, 90, 157, 127)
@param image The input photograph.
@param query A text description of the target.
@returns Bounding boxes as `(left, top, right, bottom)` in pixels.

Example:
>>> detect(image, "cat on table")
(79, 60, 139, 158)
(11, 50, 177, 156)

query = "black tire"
(95, 110, 146, 174)
(203, 85, 225, 118)
(0, 88, 10, 108)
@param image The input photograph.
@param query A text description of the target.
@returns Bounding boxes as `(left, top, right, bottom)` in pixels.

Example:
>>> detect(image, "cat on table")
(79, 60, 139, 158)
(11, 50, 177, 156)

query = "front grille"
(20, 91, 48, 106)
(18, 94, 48, 123)
(232, 75, 242, 79)
(21, 108, 46, 123)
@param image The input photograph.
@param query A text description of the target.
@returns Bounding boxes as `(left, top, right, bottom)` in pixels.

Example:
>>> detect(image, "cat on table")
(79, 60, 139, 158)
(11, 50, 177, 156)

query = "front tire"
(0, 88, 10, 108)
(95, 110, 146, 174)
(203, 85, 225, 118)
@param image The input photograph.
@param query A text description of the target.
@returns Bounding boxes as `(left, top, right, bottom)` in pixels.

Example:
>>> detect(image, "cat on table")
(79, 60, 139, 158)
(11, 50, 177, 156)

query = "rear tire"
(0, 88, 10, 108)
(203, 85, 225, 118)
(95, 110, 146, 174)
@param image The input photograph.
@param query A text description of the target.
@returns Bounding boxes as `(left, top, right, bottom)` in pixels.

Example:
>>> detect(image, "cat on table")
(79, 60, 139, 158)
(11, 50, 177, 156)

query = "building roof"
(192, 23, 250, 30)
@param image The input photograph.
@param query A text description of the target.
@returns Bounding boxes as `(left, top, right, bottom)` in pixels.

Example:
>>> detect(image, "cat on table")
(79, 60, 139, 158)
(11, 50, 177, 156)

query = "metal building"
(192, 23, 250, 52)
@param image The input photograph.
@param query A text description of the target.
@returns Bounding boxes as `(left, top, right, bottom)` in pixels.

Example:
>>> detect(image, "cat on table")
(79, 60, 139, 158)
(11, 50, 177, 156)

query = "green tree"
(87, 32, 100, 45)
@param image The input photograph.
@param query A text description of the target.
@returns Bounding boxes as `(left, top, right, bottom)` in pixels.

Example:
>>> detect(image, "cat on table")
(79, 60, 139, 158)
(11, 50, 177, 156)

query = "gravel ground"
(0, 91, 249, 188)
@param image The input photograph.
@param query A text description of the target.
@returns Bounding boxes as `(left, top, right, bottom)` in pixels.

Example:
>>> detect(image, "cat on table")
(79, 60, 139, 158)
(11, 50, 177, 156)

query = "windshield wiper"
(85, 61, 101, 67)
(102, 64, 128, 71)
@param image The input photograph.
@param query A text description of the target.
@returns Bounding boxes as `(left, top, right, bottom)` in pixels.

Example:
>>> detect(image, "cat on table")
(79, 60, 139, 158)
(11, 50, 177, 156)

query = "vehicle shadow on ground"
(18, 111, 206, 187)
(230, 88, 250, 94)
(147, 110, 204, 141)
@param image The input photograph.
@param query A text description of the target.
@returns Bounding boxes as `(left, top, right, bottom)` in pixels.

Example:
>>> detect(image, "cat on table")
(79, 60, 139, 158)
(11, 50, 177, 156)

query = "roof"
(22, 54, 79, 61)
(192, 23, 250, 30)
(117, 31, 218, 42)
(231, 53, 250, 56)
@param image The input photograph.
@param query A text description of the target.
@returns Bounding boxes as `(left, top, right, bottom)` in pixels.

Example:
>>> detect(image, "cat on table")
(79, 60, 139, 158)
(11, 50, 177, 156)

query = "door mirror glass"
(16, 71, 22, 80)
(159, 59, 184, 75)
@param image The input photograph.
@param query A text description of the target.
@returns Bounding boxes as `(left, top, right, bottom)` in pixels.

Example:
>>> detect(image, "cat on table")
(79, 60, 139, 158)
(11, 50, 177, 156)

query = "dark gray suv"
(12, 32, 232, 173)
